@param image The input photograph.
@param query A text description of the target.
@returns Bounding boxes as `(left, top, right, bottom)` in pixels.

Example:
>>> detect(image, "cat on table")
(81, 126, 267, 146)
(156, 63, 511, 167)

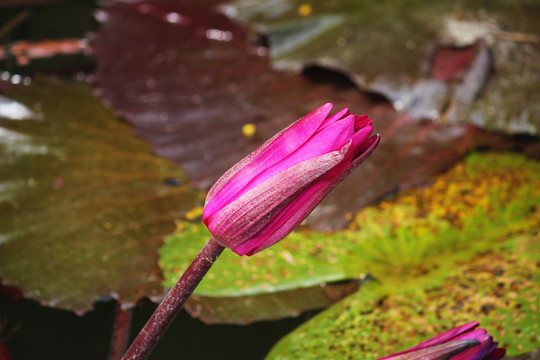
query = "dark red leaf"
(91, 0, 524, 230)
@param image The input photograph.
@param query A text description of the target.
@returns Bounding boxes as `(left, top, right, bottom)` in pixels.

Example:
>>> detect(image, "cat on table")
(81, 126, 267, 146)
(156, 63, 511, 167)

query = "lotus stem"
(108, 303, 132, 360)
(121, 237, 225, 360)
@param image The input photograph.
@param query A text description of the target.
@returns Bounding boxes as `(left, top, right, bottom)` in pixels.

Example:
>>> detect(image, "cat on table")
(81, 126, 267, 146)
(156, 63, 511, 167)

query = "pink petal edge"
(204, 103, 333, 219)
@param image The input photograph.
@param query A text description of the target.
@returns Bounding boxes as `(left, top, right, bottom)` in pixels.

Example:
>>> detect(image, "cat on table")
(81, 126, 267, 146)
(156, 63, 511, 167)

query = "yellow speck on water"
(242, 123, 256, 137)
(185, 206, 204, 220)
(280, 250, 296, 265)
(174, 221, 185, 232)
(298, 4, 312, 16)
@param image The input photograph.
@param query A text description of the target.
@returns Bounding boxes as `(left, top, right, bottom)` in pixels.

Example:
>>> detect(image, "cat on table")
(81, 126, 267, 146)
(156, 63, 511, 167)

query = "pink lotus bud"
(379, 322, 506, 360)
(203, 103, 380, 255)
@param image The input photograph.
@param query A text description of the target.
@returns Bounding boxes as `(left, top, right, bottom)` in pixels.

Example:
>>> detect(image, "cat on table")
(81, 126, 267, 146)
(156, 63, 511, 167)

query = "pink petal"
(235, 134, 382, 256)
(207, 149, 347, 251)
(244, 113, 354, 188)
(233, 176, 334, 255)
(234, 141, 357, 255)
(382, 340, 479, 360)
(454, 329, 487, 342)
(236, 114, 356, 199)
(350, 126, 373, 157)
(379, 322, 479, 359)
(204, 103, 333, 220)
(320, 107, 350, 129)
(213, 132, 378, 256)
(451, 337, 496, 360)
(354, 115, 372, 131)
(339, 134, 380, 181)
(412, 322, 479, 350)
(485, 348, 505, 360)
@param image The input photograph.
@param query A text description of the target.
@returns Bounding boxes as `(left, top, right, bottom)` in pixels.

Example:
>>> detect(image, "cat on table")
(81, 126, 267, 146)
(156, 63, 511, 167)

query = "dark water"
(0, 294, 316, 360)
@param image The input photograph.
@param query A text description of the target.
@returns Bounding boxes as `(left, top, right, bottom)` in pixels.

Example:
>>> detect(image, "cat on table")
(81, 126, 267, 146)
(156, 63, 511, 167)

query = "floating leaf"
(268, 236, 540, 359)
(265, 152, 540, 358)
(0, 77, 198, 313)
(160, 222, 360, 324)
(91, 0, 524, 230)
(225, 0, 540, 135)
(91, 0, 374, 190)
(187, 281, 359, 325)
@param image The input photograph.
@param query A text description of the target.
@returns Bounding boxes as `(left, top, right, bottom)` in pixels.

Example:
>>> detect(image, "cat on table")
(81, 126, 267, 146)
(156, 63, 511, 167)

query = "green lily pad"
(187, 281, 360, 325)
(266, 152, 540, 358)
(267, 233, 540, 359)
(160, 222, 361, 324)
(225, 0, 540, 135)
(0, 77, 199, 313)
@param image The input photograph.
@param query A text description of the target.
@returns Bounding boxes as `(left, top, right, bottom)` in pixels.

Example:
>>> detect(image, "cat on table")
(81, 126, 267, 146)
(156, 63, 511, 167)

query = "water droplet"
(205, 29, 233, 42)
(75, 72, 86, 81)
(0, 97, 34, 120)
(256, 47, 268, 56)
(166, 12, 183, 24)
(11, 74, 22, 85)
(94, 10, 108, 22)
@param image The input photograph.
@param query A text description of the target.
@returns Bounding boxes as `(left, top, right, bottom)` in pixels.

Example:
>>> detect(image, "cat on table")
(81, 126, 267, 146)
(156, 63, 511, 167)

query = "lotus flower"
(379, 321, 506, 360)
(203, 103, 380, 256)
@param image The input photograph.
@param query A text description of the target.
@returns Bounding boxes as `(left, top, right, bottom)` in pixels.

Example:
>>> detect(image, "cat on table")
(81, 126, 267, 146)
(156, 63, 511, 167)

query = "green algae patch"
(266, 152, 540, 358)
(347, 152, 540, 283)
(267, 232, 540, 359)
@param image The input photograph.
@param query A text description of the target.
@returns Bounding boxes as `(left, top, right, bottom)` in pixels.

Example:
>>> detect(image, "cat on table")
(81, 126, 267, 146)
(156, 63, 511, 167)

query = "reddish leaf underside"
(91, 0, 521, 230)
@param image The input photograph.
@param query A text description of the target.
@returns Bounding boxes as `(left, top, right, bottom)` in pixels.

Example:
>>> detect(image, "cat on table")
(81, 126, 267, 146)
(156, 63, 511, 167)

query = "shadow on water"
(0, 293, 318, 360)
